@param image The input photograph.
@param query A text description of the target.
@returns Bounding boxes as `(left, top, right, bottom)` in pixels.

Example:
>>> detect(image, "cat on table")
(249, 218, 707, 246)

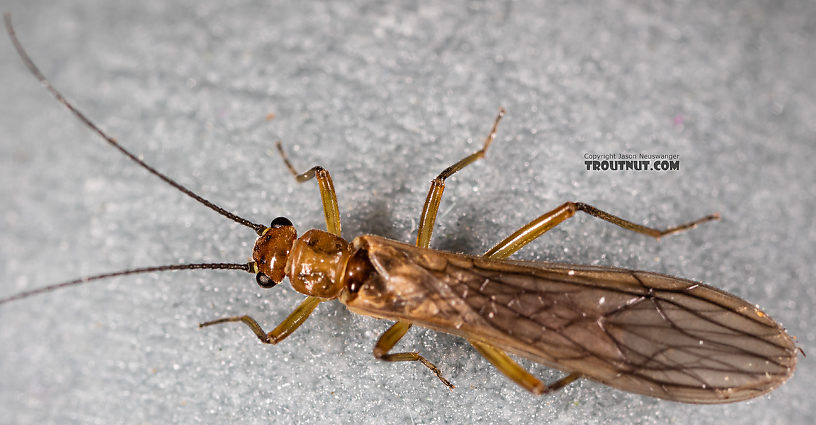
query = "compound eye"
(270, 216, 293, 228)
(256, 272, 277, 288)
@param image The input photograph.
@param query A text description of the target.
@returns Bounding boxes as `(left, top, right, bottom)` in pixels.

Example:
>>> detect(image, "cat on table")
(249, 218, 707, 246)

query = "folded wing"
(342, 235, 797, 403)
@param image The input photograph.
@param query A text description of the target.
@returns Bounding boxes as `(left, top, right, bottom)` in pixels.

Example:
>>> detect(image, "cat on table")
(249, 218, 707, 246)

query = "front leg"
(275, 142, 342, 237)
(199, 296, 322, 344)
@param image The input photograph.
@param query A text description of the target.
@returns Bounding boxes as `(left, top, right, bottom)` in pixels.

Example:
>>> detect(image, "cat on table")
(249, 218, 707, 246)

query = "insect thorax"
(286, 229, 351, 299)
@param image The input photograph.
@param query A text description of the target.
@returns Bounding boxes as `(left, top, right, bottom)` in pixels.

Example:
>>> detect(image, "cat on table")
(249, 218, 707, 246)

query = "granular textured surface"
(1, 1, 813, 424)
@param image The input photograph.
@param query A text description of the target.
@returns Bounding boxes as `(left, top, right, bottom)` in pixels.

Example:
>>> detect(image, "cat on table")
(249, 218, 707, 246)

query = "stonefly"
(2, 14, 798, 404)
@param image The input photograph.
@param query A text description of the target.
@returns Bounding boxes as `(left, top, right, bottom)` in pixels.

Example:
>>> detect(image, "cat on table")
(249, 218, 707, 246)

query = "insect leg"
(484, 201, 719, 259)
(199, 296, 322, 344)
(416, 108, 506, 248)
(275, 142, 341, 236)
(468, 339, 544, 393)
(469, 339, 579, 395)
(373, 320, 454, 389)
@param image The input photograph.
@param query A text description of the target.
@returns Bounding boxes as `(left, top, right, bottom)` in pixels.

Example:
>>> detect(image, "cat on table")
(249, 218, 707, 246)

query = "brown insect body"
(265, 232, 796, 404)
(3, 14, 798, 405)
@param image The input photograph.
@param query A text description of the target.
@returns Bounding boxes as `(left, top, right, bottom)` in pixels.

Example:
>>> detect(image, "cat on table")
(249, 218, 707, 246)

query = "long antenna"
(4, 13, 267, 236)
(2, 14, 266, 304)
(0, 263, 253, 304)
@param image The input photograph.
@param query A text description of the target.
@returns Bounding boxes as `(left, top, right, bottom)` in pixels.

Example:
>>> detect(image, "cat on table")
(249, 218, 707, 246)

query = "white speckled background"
(1, 1, 813, 424)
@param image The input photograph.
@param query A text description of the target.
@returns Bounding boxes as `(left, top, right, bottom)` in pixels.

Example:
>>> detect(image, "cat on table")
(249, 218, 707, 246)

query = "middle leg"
(372, 320, 454, 389)
(401, 110, 507, 387)
(415, 108, 506, 248)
